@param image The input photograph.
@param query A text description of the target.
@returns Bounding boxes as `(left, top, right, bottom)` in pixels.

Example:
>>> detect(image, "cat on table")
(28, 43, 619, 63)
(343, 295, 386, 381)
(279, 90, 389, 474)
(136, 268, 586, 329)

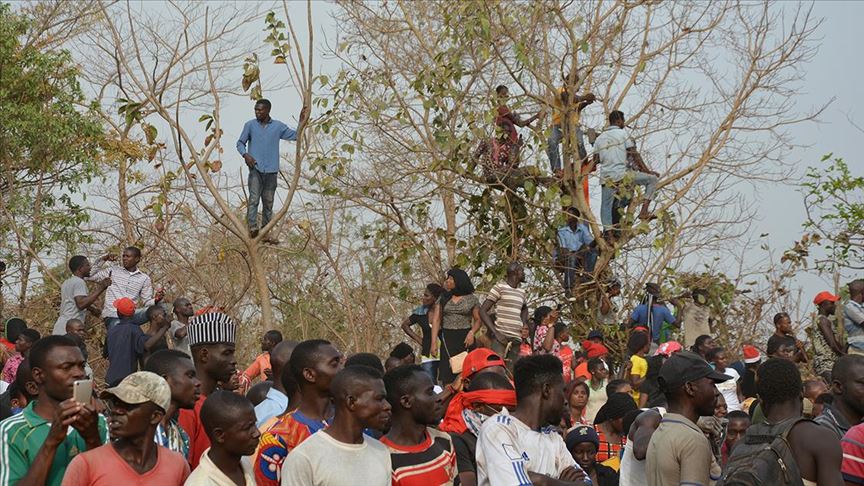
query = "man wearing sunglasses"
(62, 372, 190, 485)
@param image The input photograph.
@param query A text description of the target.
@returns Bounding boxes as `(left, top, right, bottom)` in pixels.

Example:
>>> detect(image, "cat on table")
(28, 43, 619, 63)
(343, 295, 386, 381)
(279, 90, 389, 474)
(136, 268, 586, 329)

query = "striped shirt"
(845, 300, 864, 352)
(842, 423, 864, 485)
(90, 262, 154, 318)
(0, 401, 108, 486)
(485, 282, 526, 340)
(381, 428, 457, 486)
(153, 417, 190, 459)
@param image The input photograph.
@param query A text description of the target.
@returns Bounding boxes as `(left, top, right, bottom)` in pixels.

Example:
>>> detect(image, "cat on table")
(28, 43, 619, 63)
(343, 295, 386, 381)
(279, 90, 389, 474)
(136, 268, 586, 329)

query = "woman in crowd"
(707, 346, 742, 412)
(564, 380, 591, 428)
(430, 269, 483, 384)
(627, 331, 651, 406)
(584, 357, 610, 423)
(566, 425, 620, 486)
(690, 334, 715, 360)
(593, 392, 637, 470)
(401, 283, 445, 381)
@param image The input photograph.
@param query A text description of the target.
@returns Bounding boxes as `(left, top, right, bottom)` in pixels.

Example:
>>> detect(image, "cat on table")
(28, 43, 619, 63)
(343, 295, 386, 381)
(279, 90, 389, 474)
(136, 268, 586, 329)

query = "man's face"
(261, 335, 274, 352)
(421, 290, 436, 307)
(776, 316, 793, 335)
(690, 377, 719, 417)
(254, 103, 270, 121)
(311, 344, 344, 393)
(167, 359, 201, 409)
(205, 344, 237, 383)
(821, 301, 837, 315)
(838, 363, 864, 416)
(545, 378, 567, 426)
(121, 250, 140, 270)
(79, 259, 92, 278)
(67, 321, 86, 340)
(714, 391, 727, 418)
(775, 344, 796, 361)
(567, 214, 579, 228)
(15, 336, 32, 354)
(106, 398, 161, 439)
(725, 418, 749, 450)
(354, 380, 392, 431)
(712, 351, 728, 370)
(33, 346, 86, 402)
(409, 372, 444, 425)
(699, 338, 715, 356)
(175, 299, 194, 318)
(151, 309, 167, 327)
(223, 405, 261, 456)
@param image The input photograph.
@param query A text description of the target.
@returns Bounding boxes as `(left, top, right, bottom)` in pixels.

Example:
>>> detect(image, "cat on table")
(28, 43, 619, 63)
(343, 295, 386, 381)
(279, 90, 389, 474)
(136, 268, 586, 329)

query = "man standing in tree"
(52, 256, 111, 336)
(236, 99, 307, 243)
(89, 248, 164, 330)
(169, 297, 194, 356)
(812, 291, 845, 382)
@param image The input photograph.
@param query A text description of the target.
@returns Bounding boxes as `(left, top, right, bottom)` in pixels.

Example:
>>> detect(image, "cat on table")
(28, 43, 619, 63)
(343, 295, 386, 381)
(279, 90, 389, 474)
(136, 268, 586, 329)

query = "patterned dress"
(812, 314, 842, 378)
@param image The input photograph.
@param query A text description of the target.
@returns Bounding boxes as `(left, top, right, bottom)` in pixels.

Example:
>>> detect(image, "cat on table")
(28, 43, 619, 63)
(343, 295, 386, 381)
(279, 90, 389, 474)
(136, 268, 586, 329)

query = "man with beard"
(178, 312, 238, 469)
(186, 391, 261, 485)
(0, 336, 106, 486)
(144, 349, 201, 459)
(62, 371, 189, 485)
(381, 365, 456, 485)
(646, 351, 730, 486)
(281, 366, 392, 486)
(254, 339, 344, 486)
(476, 354, 587, 485)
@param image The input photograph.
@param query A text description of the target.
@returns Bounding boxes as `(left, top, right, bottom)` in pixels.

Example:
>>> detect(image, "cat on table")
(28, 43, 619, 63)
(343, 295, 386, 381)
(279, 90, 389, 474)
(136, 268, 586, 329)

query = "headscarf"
(440, 268, 475, 307)
(439, 388, 517, 434)
(581, 340, 609, 359)
(5, 318, 26, 343)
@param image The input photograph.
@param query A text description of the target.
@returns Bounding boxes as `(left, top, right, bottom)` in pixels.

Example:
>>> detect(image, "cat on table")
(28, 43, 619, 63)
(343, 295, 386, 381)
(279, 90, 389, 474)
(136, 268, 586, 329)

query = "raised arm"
(75, 277, 111, 310)
(401, 315, 424, 347)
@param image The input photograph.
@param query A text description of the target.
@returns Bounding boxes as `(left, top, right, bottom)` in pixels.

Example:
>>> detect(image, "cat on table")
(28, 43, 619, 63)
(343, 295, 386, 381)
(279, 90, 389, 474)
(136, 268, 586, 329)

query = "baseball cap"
(813, 291, 840, 306)
(654, 340, 682, 357)
(742, 345, 762, 364)
(565, 425, 600, 452)
(587, 329, 604, 341)
(461, 348, 505, 378)
(113, 297, 136, 317)
(658, 351, 731, 391)
(100, 371, 171, 411)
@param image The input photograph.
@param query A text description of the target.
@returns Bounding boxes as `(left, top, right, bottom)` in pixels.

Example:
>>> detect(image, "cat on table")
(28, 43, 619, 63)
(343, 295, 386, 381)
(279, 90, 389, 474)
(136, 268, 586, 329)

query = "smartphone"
(73, 379, 92, 404)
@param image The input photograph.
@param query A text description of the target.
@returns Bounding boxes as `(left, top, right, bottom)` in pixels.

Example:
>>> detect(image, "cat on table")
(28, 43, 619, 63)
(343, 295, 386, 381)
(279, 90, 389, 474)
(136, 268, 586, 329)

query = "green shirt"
(0, 401, 108, 486)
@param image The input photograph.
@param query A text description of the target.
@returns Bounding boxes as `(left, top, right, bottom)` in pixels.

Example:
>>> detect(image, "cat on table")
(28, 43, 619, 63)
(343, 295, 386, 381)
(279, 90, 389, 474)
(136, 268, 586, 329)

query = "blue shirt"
(236, 118, 297, 173)
(557, 223, 594, 251)
(630, 303, 676, 343)
(105, 319, 148, 386)
(254, 387, 289, 428)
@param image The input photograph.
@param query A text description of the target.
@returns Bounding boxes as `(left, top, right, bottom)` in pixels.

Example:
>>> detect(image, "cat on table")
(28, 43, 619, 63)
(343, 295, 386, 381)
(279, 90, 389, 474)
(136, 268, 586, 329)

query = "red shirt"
(0, 338, 14, 351)
(594, 424, 626, 463)
(178, 393, 208, 469)
(380, 428, 457, 486)
(61, 443, 189, 486)
(842, 423, 864, 484)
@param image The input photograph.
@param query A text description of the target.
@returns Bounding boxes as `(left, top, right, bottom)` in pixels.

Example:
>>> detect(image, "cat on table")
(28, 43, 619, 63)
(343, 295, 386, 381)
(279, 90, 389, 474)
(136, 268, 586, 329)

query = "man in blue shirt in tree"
(557, 206, 597, 293)
(236, 99, 306, 243)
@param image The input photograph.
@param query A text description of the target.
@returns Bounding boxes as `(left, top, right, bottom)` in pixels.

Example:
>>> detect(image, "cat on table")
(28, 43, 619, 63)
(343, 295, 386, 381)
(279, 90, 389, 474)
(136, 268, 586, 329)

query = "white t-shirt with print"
(595, 126, 635, 183)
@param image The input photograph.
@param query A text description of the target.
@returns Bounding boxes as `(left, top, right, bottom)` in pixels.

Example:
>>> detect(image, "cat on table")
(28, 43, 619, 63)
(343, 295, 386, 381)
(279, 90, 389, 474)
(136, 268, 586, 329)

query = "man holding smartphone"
(0, 335, 107, 486)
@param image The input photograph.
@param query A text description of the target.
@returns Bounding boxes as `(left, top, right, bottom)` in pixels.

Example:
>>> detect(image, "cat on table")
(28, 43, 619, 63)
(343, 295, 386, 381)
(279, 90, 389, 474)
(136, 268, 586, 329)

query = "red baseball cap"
(462, 348, 505, 378)
(813, 291, 840, 306)
(654, 341, 682, 357)
(742, 345, 762, 364)
(113, 297, 136, 317)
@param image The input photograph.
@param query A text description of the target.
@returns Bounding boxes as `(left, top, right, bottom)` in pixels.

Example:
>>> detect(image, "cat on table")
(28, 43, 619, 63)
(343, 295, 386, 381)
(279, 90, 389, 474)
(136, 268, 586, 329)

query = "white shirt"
(184, 448, 254, 486)
(715, 367, 742, 412)
(169, 320, 191, 355)
(90, 261, 154, 318)
(477, 408, 582, 486)
(594, 126, 635, 183)
(280, 430, 391, 486)
(53, 276, 88, 335)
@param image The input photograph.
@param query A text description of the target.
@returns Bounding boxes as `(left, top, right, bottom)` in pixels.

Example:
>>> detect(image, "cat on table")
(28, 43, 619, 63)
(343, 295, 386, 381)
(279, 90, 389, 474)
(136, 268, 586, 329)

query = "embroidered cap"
(187, 311, 237, 346)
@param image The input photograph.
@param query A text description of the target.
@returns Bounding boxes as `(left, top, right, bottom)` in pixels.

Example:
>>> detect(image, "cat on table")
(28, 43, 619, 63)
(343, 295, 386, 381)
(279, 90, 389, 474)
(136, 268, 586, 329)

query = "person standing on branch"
(235, 98, 307, 243)
(844, 279, 864, 356)
(401, 283, 446, 382)
(547, 68, 596, 178)
(169, 297, 195, 356)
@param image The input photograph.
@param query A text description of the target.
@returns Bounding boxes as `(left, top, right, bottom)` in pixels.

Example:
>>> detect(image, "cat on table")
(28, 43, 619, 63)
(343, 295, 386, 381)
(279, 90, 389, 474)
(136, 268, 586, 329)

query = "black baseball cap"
(587, 329, 604, 340)
(658, 351, 731, 391)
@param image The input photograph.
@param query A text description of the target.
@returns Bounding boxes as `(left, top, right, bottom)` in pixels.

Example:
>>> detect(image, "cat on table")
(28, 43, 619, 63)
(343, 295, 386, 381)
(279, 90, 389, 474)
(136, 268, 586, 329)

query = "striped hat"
(188, 312, 237, 346)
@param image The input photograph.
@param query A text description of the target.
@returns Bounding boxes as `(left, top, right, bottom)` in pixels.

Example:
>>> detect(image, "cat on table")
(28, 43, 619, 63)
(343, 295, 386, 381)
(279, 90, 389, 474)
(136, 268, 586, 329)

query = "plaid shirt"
(594, 424, 627, 463)
(90, 262, 154, 318)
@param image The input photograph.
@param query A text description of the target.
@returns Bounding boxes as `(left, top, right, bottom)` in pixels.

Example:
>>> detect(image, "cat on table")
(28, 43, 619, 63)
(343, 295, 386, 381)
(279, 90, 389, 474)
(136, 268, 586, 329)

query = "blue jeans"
(563, 248, 597, 290)
(247, 168, 278, 231)
(420, 360, 439, 383)
(600, 171, 658, 228)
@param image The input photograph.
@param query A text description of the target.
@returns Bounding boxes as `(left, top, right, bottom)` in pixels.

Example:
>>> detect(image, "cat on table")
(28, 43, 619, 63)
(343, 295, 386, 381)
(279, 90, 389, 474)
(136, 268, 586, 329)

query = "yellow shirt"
(630, 354, 648, 403)
(551, 87, 582, 127)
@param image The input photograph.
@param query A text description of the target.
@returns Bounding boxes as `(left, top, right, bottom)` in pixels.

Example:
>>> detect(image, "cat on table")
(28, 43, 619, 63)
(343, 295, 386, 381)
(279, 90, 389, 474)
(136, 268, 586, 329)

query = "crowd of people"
(1, 90, 863, 485)
(1, 241, 864, 485)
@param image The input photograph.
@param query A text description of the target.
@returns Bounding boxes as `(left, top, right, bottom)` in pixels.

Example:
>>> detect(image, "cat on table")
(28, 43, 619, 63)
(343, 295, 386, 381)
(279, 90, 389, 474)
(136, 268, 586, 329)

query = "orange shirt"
(243, 352, 271, 382)
(178, 394, 208, 469)
(62, 443, 189, 485)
